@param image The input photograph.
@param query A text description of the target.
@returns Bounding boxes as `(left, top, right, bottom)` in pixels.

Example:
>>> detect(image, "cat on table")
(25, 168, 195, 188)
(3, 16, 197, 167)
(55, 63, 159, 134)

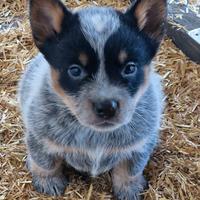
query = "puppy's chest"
(66, 146, 118, 176)
(44, 138, 124, 176)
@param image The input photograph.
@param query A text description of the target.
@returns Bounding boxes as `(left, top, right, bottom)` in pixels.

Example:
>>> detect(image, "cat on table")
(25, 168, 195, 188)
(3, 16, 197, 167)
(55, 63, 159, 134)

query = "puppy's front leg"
(26, 136, 68, 196)
(112, 152, 149, 200)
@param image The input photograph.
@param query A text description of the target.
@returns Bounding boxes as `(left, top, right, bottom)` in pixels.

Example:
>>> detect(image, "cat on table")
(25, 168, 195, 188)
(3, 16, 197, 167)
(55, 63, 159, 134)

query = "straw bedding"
(0, 0, 199, 199)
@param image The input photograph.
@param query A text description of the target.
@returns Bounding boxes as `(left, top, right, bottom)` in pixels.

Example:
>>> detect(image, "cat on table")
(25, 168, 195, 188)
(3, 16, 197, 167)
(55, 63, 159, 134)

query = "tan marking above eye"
(118, 50, 128, 64)
(79, 53, 88, 66)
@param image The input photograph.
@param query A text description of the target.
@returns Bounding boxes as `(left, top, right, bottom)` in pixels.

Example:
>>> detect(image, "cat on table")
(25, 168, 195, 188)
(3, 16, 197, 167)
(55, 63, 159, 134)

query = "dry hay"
(0, 0, 199, 200)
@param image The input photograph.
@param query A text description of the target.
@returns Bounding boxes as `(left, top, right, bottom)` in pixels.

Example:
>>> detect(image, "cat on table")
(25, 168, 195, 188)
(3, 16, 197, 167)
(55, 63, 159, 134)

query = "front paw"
(32, 174, 68, 196)
(113, 175, 147, 200)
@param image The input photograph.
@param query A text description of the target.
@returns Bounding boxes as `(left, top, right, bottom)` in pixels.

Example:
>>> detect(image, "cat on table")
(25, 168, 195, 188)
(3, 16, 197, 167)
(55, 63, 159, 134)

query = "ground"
(0, 0, 199, 200)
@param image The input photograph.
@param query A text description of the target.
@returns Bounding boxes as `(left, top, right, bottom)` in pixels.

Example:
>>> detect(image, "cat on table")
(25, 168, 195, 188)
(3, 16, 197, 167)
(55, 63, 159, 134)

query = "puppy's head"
(29, 0, 167, 132)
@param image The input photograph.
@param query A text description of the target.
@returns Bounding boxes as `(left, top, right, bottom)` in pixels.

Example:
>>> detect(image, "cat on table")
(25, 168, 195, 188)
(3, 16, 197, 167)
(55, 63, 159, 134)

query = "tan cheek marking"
(79, 53, 88, 66)
(51, 68, 77, 115)
(51, 68, 65, 97)
(28, 156, 61, 177)
(118, 50, 128, 64)
(133, 65, 151, 105)
(112, 161, 142, 189)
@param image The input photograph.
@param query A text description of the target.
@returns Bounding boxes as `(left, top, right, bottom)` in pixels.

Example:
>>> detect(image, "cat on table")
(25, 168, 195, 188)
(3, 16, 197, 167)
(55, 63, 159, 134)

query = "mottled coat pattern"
(18, 0, 167, 199)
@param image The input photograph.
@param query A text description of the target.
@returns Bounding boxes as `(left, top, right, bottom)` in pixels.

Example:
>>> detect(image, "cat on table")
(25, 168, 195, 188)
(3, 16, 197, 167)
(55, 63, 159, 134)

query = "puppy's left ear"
(29, 0, 72, 48)
(125, 0, 167, 42)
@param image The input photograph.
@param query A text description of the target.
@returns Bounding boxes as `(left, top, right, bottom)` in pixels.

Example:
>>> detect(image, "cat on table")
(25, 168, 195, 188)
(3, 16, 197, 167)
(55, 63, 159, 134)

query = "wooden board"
(167, 3, 200, 64)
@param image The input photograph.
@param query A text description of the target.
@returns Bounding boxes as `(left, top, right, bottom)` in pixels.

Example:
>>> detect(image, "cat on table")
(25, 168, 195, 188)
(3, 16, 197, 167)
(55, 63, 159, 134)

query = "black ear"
(125, 0, 167, 42)
(29, 0, 72, 48)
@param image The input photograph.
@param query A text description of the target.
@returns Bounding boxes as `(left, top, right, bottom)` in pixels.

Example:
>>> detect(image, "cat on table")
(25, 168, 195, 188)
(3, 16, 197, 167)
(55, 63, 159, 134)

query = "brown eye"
(68, 64, 86, 79)
(122, 62, 137, 77)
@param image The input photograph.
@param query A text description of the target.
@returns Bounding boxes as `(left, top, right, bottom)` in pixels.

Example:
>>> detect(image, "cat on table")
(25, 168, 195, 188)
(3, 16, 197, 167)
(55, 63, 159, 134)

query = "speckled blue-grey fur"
(19, 54, 164, 197)
(18, 1, 166, 199)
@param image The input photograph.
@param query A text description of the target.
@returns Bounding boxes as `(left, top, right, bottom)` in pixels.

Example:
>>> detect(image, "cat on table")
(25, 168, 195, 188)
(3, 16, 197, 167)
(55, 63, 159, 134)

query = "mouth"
(91, 120, 121, 132)
(95, 121, 116, 127)
(77, 117, 124, 132)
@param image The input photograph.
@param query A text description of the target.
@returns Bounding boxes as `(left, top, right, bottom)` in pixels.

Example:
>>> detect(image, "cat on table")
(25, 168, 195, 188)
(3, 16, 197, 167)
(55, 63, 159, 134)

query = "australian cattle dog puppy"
(18, 0, 167, 199)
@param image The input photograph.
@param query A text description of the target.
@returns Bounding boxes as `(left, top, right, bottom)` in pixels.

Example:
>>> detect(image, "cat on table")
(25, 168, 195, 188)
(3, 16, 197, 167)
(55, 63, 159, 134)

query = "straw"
(0, 0, 199, 199)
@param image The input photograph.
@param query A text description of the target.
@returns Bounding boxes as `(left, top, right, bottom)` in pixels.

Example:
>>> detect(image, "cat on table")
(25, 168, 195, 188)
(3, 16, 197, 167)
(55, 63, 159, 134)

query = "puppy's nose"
(93, 100, 119, 119)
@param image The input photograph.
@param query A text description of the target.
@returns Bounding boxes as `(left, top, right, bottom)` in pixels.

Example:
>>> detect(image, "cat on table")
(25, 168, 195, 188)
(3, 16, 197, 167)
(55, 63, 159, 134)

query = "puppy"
(18, 0, 167, 199)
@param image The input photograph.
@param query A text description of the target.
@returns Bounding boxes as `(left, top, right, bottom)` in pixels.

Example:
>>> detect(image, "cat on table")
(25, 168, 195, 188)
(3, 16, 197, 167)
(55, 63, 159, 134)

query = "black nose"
(93, 100, 119, 119)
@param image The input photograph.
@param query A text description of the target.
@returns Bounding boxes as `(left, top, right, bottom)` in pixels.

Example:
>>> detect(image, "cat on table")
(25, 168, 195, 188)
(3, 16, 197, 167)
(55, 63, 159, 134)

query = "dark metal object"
(167, 3, 200, 64)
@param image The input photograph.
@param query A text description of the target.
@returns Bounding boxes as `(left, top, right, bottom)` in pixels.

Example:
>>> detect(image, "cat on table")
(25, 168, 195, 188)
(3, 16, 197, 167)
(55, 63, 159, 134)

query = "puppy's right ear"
(125, 0, 167, 43)
(29, 0, 72, 48)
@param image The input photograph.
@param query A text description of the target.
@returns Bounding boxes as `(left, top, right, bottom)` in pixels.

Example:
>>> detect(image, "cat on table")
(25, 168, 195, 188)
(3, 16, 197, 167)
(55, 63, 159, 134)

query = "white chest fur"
(87, 147, 106, 176)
